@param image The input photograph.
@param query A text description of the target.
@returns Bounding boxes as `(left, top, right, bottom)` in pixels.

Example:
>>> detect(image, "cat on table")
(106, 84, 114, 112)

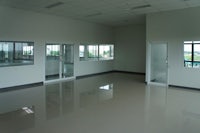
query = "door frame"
(146, 41, 169, 86)
(44, 43, 75, 84)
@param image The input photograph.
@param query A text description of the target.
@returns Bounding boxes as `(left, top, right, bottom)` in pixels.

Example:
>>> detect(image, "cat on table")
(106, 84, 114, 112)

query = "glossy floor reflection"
(0, 73, 200, 133)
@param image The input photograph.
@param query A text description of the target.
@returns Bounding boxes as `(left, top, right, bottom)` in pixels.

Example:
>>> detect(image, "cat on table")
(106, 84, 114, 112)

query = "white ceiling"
(0, 0, 200, 26)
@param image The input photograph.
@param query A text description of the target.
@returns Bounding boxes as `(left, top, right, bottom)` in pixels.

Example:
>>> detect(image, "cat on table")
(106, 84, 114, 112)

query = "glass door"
(45, 44, 60, 80)
(61, 44, 74, 78)
(45, 44, 74, 81)
(150, 43, 168, 85)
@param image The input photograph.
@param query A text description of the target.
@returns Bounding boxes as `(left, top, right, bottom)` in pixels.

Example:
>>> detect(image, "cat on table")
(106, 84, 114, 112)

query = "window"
(184, 41, 200, 68)
(88, 45, 98, 60)
(99, 45, 114, 60)
(79, 44, 114, 61)
(15, 42, 34, 60)
(79, 45, 85, 58)
(0, 41, 34, 67)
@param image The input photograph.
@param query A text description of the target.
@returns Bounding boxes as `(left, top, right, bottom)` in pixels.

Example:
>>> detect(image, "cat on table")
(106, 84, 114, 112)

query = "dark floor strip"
(76, 71, 113, 79)
(76, 70, 145, 79)
(169, 85, 200, 91)
(112, 70, 145, 75)
(0, 82, 43, 93)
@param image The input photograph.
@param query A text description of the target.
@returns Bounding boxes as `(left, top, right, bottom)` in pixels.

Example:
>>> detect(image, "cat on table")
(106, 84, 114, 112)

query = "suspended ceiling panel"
(0, 0, 200, 26)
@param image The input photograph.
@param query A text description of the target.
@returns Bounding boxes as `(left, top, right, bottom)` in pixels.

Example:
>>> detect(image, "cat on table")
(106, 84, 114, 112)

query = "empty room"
(0, 0, 200, 133)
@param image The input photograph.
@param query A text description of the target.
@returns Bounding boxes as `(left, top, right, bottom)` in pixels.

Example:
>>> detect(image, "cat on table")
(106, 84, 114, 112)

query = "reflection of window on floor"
(99, 84, 113, 90)
(184, 41, 200, 68)
(0, 106, 35, 132)
(0, 41, 34, 67)
(79, 44, 114, 61)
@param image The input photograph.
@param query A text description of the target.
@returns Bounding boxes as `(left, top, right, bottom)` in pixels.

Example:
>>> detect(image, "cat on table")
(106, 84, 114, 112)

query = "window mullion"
(192, 43, 194, 67)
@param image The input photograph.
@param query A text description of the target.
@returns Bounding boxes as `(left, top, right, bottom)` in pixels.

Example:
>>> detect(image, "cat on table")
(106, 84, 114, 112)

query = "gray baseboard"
(0, 82, 43, 93)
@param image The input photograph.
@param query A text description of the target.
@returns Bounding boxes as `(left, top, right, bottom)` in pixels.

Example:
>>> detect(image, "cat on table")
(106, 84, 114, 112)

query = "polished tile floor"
(0, 73, 200, 133)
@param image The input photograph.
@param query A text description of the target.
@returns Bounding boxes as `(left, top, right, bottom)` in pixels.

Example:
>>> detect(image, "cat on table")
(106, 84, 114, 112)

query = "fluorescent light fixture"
(131, 4, 151, 10)
(46, 2, 64, 9)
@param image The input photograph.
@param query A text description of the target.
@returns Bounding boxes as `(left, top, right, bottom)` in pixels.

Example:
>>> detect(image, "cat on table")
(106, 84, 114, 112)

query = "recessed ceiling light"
(45, 2, 64, 9)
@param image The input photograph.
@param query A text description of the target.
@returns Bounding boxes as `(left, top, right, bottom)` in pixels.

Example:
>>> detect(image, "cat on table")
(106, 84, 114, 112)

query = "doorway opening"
(45, 43, 74, 82)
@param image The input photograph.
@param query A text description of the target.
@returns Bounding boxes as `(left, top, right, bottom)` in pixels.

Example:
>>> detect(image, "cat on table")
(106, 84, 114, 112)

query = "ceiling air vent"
(131, 4, 151, 10)
(45, 2, 64, 9)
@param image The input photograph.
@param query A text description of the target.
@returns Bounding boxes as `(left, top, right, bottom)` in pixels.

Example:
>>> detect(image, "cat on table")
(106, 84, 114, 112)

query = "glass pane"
(79, 45, 85, 61)
(0, 42, 13, 63)
(184, 61, 192, 68)
(193, 41, 200, 43)
(23, 45, 33, 56)
(88, 45, 98, 60)
(194, 44, 200, 61)
(62, 44, 74, 78)
(184, 41, 192, 44)
(151, 44, 167, 84)
(0, 41, 34, 67)
(15, 42, 34, 61)
(184, 44, 192, 61)
(79, 45, 84, 58)
(45, 44, 60, 80)
(99, 45, 114, 60)
(46, 45, 60, 56)
(193, 62, 200, 68)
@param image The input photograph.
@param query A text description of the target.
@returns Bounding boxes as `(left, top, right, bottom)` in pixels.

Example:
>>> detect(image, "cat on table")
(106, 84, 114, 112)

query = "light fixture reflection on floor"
(22, 107, 34, 114)
(99, 84, 113, 90)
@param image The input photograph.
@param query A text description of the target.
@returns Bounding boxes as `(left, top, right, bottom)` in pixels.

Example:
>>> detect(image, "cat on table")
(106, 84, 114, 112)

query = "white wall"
(0, 6, 114, 88)
(114, 24, 146, 73)
(146, 6, 200, 88)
